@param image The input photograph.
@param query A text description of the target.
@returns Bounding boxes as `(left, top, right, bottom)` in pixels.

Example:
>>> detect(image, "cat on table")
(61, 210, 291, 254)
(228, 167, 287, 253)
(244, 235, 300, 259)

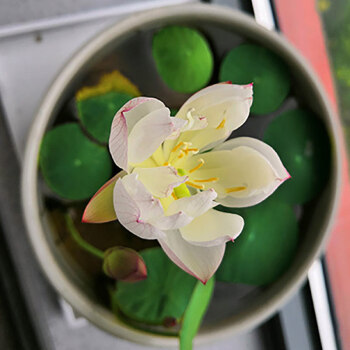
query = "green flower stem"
(180, 277, 215, 350)
(65, 213, 104, 260)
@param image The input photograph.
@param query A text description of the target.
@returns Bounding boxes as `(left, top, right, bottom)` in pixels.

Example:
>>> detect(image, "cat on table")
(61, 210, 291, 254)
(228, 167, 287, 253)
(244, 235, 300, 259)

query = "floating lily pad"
(75, 70, 140, 101)
(39, 123, 112, 200)
(219, 43, 291, 114)
(264, 109, 331, 204)
(113, 247, 197, 324)
(152, 26, 213, 93)
(216, 198, 298, 285)
(77, 91, 133, 143)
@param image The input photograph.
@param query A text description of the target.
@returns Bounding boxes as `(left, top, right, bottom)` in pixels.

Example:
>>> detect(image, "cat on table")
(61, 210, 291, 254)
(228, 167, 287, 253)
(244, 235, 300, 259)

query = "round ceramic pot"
(21, 3, 341, 347)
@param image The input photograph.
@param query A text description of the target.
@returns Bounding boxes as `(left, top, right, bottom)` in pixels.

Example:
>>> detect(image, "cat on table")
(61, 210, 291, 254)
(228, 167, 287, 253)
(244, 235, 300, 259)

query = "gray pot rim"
(21, 3, 342, 347)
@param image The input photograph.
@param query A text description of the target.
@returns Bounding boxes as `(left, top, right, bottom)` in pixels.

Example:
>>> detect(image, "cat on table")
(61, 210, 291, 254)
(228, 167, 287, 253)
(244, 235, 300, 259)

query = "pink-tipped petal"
(109, 110, 128, 170)
(113, 175, 164, 240)
(158, 230, 226, 284)
(82, 171, 126, 223)
(214, 137, 288, 178)
(115, 173, 194, 233)
(123, 97, 165, 131)
(172, 83, 254, 151)
(179, 83, 253, 108)
(109, 97, 167, 171)
(128, 108, 186, 165)
(213, 137, 290, 207)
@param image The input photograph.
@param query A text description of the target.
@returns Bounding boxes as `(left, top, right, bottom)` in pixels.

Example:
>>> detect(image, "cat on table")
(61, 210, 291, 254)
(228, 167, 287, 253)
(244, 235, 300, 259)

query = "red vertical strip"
(275, 0, 337, 110)
(274, 1, 350, 349)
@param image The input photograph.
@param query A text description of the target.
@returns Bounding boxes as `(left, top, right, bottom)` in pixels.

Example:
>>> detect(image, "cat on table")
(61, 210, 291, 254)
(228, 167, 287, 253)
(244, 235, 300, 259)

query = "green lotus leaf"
(77, 91, 133, 143)
(152, 26, 213, 93)
(219, 43, 291, 114)
(113, 247, 197, 324)
(216, 198, 298, 285)
(39, 123, 112, 200)
(264, 109, 331, 204)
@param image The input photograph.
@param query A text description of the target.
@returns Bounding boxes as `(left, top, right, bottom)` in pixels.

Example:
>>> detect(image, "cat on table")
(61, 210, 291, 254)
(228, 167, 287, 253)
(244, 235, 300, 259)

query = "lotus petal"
(180, 209, 244, 246)
(109, 97, 186, 170)
(133, 166, 188, 198)
(159, 230, 226, 284)
(166, 189, 218, 217)
(82, 171, 125, 223)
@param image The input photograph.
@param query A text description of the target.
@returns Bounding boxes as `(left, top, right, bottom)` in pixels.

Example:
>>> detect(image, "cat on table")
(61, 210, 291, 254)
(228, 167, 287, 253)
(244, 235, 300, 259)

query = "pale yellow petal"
(180, 209, 244, 246)
(169, 83, 253, 152)
(166, 189, 217, 218)
(133, 166, 188, 198)
(184, 142, 288, 207)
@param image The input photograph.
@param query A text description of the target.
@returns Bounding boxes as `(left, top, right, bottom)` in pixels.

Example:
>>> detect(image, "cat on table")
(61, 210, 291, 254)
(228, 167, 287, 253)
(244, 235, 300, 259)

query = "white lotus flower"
(83, 83, 290, 283)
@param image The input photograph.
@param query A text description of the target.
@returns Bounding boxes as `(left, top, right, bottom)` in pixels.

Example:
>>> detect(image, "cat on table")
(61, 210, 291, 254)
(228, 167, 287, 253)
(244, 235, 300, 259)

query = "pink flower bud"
(103, 247, 147, 282)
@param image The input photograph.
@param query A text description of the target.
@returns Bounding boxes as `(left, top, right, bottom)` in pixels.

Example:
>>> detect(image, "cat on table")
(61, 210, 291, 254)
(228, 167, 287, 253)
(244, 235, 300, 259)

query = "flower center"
(169, 141, 199, 166)
(166, 152, 221, 192)
(173, 168, 191, 199)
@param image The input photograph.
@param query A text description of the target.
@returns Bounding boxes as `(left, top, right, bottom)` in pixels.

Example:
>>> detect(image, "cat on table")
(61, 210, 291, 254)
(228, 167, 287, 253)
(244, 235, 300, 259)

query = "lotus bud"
(103, 247, 147, 282)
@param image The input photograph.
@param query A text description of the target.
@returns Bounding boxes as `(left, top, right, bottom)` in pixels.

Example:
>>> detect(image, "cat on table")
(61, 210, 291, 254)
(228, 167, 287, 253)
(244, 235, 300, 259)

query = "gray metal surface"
(0, 18, 118, 157)
(280, 290, 319, 350)
(0, 0, 192, 36)
(0, 0, 125, 26)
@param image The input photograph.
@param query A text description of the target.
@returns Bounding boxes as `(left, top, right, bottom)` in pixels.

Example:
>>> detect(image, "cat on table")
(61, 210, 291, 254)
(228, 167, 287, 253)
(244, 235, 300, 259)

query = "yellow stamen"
(171, 191, 178, 200)
(171, 141, 184, 153)
(184, 147, 199, 154)
(163, 162, 170, 166)
(189, 159, 205, 173)
(194, 177, 219, 183)
(225, 186, 247, 193)
(216, 118, 226, 129)
(177, 151, 185, 159)
(186, 181, 204, 190)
